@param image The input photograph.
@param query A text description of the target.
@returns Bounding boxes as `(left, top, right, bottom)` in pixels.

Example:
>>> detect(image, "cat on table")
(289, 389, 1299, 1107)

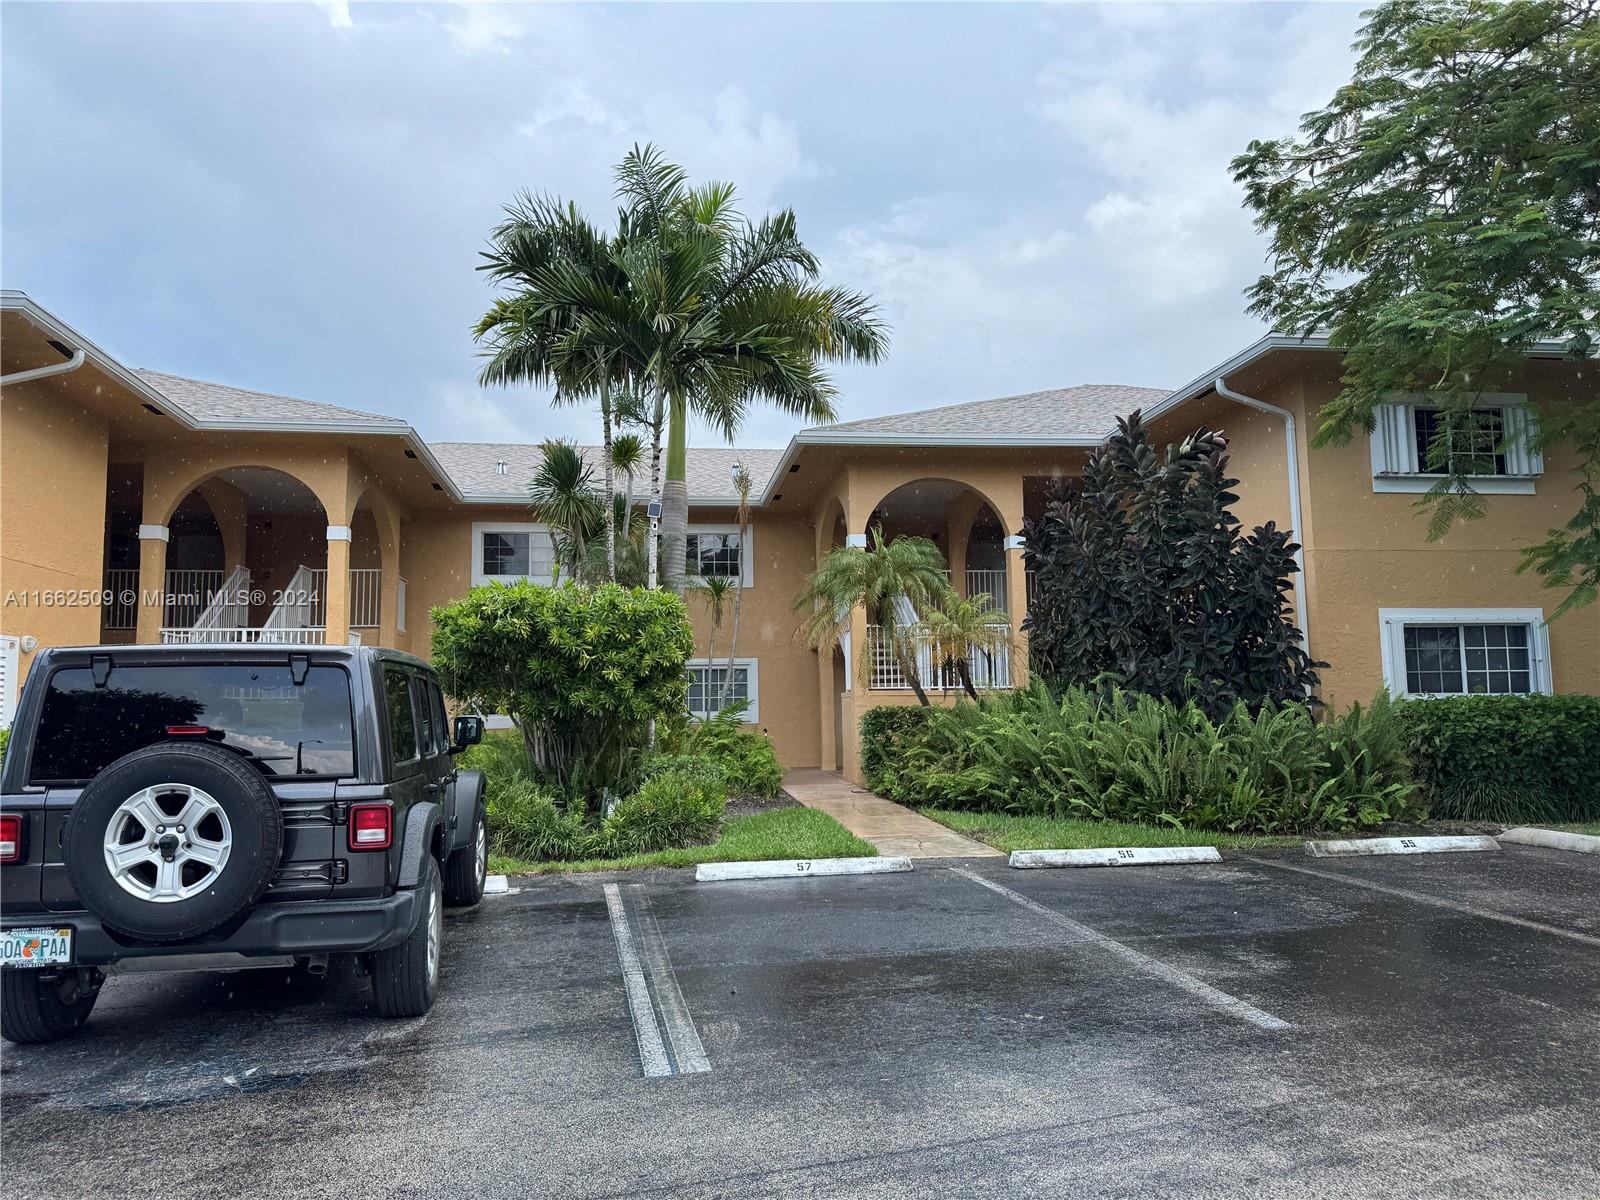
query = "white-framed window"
(686, 658, 758, 721)
(685, 524, 754, 587)
(1369, 395, 1542, 494)
(1378, 608, 1552, 698)
(471, 523, 561, 586)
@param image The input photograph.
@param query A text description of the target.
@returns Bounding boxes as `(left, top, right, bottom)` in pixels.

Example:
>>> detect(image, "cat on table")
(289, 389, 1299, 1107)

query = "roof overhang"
(1, 290, 470, 502)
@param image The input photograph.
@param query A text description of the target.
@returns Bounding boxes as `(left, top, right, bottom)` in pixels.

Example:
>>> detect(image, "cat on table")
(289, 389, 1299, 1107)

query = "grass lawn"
(919, 808, 1304, 852)
(488, 806, 878, 876)
(1547, 821, 1600, 836)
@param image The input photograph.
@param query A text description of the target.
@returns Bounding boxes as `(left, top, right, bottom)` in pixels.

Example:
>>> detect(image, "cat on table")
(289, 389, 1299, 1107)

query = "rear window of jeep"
(29, 664, 356, 784)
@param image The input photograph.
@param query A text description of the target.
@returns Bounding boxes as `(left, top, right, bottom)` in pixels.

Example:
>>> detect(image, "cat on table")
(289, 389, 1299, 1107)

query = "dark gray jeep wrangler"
(0, 644, 488, 1043)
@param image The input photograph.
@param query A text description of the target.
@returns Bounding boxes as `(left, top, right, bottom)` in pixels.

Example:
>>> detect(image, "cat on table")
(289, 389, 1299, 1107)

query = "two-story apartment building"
(3, 291, 1595, 781)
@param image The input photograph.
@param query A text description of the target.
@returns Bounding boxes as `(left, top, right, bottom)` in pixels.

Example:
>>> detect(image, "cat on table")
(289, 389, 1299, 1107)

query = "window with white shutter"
(1378, 609, 1553, 697)
(1369, 395, 1542, 493)
(0, 635, 17, 730)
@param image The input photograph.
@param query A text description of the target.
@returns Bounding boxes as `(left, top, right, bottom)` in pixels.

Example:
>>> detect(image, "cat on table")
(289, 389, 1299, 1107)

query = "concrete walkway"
(783, 769, 1003, 858)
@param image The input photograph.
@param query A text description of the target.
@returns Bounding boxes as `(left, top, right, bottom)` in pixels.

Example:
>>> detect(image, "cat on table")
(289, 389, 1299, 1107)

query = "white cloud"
(443, 2, 527, 56)
(314, 1, 353, 30)
(1035, 4, 1362, 306)
(428, 380, 547, 444)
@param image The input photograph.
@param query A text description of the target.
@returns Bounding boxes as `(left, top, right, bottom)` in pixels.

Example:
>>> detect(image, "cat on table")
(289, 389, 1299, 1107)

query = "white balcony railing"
(306, 568, 381, 628)
(102, 568, 231, 630)
(867, 626, 1013, 692)
(160, 627, 326, 645)
(102, 568, 140, 629)
(964, 569, 1008, 614)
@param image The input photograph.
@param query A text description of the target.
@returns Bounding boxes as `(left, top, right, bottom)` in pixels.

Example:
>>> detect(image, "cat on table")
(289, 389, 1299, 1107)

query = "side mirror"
(450, 715, 485, 754)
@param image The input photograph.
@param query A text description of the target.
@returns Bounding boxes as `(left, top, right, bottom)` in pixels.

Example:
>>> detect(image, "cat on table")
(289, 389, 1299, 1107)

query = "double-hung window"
(686, 659, 758, 721)
(1369, 395, 1542, 494)
(471, 523, 560, 586)
(1378, 609, 1552, 697)
(685, 525, 753, 587)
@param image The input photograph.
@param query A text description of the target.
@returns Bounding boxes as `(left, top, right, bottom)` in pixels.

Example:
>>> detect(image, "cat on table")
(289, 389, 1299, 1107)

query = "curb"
(485, 874, 513, 895)
(1306, 835, 1500, 858)
(1498, 827, 1600, 855)
(1009, 846, 1222, 869)
(694, 856, 913, 883)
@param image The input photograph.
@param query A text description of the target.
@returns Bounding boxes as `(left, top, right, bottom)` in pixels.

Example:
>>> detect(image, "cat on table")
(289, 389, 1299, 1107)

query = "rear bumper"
(2, 890, 422, 967)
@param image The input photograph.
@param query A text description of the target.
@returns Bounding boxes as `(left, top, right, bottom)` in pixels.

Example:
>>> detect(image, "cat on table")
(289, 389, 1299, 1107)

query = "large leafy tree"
(1232, 0, 1600, 614)
(794, 529, 952, 705)
(1023, 413, 1322, 715)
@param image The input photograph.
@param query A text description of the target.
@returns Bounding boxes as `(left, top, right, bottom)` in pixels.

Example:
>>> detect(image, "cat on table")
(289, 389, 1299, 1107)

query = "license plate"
(1, 928, 73, 969)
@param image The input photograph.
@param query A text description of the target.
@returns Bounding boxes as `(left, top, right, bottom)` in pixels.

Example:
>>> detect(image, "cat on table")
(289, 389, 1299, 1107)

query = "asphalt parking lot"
(3, 845, 1598, 1199)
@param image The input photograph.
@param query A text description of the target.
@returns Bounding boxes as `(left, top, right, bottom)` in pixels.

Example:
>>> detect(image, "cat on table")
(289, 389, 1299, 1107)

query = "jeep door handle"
(423, 780, 445, 795)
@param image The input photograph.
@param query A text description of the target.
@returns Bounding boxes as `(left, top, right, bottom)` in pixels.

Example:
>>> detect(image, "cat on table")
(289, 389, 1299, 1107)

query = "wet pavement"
(2, 845, 1598, 1198)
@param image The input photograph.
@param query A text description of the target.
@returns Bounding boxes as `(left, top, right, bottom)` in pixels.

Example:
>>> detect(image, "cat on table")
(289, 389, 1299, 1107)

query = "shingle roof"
(812, 384, 1171, 440)
(136, 369, 409, 429)
(428, 441, 784, 504)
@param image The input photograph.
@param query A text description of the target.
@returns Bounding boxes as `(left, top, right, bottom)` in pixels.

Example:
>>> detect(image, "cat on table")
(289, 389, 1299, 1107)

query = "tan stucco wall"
(396, 504, 823, 770)
(0, 378, 110, 682)
(1293, 372, 1599, 708)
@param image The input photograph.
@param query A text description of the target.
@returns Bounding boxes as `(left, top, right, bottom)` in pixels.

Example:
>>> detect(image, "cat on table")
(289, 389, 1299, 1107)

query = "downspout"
(1, 346, 86, 387)
(1214, 376, 1311, 654)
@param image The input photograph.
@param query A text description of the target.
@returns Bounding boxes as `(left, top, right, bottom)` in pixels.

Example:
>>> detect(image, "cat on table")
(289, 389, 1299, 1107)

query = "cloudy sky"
(2, 1, 1365, 450)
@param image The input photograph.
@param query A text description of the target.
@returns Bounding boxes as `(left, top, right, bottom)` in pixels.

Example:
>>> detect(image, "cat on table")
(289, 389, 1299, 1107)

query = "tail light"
(0, 815, 22, 864)
(348, 804, 392, 851)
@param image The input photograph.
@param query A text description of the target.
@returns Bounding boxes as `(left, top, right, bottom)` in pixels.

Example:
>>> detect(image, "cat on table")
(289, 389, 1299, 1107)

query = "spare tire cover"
(63, 741, 284, 942)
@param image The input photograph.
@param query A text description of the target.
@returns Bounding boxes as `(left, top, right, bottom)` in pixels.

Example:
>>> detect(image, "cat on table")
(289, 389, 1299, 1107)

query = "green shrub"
(640, 753, 730, 794)
(659, 708, 784, 799)
(0, 726, 8, 768)
(1396, 695, 1600, 822)
(870, 682, 1422, 835)
(488, 776, 598, 861)
(432, 581, 694, 797)
(601, 766, 727, 856)
(859, 706, 938, 794)
(1024, 413, 1321, 714)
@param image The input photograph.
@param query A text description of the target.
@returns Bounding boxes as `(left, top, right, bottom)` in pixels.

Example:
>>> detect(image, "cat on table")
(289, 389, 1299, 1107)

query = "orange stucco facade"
(3, 297, 1595, 782)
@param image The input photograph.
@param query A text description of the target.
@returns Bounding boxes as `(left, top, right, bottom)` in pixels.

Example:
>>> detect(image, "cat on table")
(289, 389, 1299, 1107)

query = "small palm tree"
(718, 463, 754, 713)
(528, 440, 603, 577)
(610, 432, 645, 540)
(924, 592, 1014, 702)
(794, 528, 949, 706)
(699, 574, 732, 664)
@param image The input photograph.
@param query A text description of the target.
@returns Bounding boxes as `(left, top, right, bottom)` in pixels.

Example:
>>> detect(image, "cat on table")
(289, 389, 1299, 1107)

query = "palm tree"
(528, 440, 603, 578)
(609, 146, 889, 594)
(610, 432, 644, 540)
(698, 575, 732, 695)
(924, 592, 1014, 702)
(794, 528, 950, 706)
(475, 195, 629, 581)
(718, 463, 754, 713)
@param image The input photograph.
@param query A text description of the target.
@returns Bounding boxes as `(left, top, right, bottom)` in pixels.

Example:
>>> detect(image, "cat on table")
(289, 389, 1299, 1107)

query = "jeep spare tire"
(63, 742, 284, 942)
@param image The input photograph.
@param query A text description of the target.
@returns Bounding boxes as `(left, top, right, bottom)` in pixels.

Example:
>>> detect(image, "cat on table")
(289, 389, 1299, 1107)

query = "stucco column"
(946, 522, 969, 597)
(1004, 536, 1029, 687)
(196, 480, 249, 577)
(844, 530, 871, 781)
(813, 519, 837, 772)
(135, 525, 169, 644)
(324, 526, 352, 645)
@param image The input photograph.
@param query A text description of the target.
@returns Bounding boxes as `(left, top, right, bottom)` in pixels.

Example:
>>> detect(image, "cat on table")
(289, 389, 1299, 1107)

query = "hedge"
(859, 706, 937, 794)
(1396, 694, 1600, 822)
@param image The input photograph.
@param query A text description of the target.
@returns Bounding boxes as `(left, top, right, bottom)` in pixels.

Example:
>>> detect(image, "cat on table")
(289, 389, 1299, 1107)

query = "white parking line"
(632, 888, 711, 1075)
(950, 866, 1291, 1031)
(1239, 855, 1600, 949)
(603, 883, 672, 1078)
